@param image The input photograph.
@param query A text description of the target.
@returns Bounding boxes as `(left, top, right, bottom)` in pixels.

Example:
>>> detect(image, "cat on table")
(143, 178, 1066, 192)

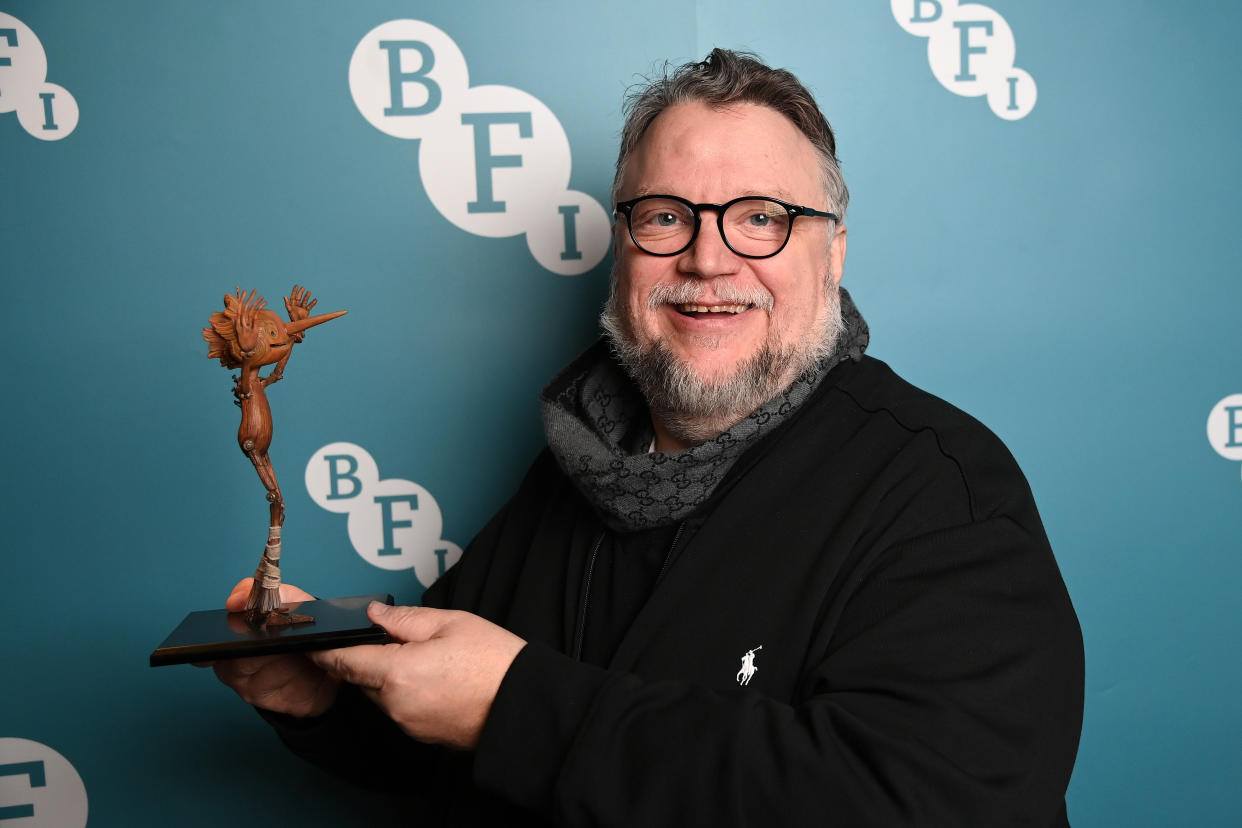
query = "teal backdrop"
(2, 1, 1240, 825)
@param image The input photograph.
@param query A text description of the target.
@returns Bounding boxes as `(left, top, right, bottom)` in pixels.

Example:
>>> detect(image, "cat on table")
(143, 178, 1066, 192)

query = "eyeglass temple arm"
(795, 206, 839, 221)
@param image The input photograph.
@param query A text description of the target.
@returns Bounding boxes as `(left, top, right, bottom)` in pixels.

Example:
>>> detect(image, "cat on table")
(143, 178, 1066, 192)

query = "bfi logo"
(891, 0, 1036, 120)
(0, 739, 87, 827)
(348, 20, 610, 275)
(305, 442, 462, 588)
(1207, 395, 1242, 482)
(0, 13, 79, 140)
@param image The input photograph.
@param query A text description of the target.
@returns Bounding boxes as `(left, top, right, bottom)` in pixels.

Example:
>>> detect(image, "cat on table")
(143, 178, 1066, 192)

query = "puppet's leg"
(242, 450, 302, 626)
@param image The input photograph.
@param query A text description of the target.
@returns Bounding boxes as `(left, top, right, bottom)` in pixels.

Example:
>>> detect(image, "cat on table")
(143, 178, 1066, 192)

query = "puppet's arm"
(264, 350, 292, 387)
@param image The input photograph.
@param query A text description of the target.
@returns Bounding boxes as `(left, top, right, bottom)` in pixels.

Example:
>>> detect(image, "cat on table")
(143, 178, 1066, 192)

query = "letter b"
(1207, 394, 1242, 462)
(378, 40, 441, 116)
(324, 454, 362, 500)
(893, 0, 946, 35)
(911, 0, 941, 23)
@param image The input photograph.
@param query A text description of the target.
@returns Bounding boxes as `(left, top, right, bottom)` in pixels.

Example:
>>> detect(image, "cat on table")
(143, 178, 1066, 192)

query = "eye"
(636, 209, 687, 228)
(632, 199, 693, 230)
(727, 199, 790, 239)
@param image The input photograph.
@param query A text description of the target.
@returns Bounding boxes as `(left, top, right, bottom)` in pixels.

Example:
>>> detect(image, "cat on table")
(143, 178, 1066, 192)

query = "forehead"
(620, 100, 822, 204)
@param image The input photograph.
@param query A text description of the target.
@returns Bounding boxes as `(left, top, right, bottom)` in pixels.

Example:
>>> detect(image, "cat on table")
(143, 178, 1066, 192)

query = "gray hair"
(611, 48, 848, 220)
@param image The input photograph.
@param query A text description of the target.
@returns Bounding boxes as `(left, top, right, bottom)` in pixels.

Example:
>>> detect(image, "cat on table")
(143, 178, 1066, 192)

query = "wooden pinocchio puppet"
(202, 286, 346, 626)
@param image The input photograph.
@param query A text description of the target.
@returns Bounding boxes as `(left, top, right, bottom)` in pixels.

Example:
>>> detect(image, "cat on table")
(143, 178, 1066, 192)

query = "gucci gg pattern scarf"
(541, 288, 869, 532)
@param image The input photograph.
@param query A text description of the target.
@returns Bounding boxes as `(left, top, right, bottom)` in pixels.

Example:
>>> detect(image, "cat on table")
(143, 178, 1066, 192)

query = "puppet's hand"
(285, 285, 317, 319)
(234, 288, 265, 356)
(311, 605, 526, 750)
(284, 285, 317, 341)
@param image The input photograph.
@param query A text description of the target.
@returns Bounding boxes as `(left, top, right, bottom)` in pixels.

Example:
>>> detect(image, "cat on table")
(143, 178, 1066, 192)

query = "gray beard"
(600, 276, 843, 445)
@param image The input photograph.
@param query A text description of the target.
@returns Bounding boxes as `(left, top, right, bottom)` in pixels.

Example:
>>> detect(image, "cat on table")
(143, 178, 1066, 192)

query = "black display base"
(150, 593, 394, 667)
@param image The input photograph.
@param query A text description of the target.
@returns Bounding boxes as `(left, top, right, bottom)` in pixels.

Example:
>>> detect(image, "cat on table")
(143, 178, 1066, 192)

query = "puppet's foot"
(243, 524, 292, 628)
(259, 606, 315, 628)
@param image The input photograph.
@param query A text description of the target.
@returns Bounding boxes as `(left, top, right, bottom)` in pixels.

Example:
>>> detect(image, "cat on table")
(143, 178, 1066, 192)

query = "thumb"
(366, 603, 446, 644)
(224, 578, 253, 612)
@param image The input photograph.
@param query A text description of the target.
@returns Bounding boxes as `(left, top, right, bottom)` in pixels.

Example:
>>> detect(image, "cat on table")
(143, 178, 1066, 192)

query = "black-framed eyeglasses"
(614, 194, 838, 259)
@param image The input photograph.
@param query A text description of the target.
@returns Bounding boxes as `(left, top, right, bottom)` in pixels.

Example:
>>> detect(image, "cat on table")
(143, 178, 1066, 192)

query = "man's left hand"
(309, 603, 526, 750)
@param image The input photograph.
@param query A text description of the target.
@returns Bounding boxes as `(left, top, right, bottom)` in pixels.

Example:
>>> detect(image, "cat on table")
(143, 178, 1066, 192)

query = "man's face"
(605, 100, 847, 438)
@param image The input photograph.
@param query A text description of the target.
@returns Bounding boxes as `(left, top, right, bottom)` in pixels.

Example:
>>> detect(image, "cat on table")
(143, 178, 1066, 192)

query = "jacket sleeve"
(471, 514, 1083, 827)
(257, 501, 493, 790)
(258, 683, 437, 791)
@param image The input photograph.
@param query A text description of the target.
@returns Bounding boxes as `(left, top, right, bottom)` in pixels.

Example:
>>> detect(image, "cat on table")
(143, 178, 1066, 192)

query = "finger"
(217, 655, 271, 679)
(308, 643, 397, 690)
(279, 583, 315, 602)
(365, 603, 450, 644)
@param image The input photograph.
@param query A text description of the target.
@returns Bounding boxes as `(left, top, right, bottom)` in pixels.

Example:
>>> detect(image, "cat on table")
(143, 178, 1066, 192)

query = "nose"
(679, 210, 742, 279)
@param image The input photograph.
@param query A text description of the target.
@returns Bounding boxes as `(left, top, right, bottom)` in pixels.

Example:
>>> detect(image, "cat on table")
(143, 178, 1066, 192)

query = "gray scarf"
(542, 288, 869, 532)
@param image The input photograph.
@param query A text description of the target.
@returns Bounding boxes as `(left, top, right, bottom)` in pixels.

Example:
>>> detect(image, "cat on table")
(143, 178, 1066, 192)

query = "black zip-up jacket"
(270, 355, 1084, 826)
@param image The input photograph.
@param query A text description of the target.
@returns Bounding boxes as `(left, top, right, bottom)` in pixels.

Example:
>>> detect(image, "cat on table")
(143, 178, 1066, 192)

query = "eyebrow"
(630, 187, 803, 203)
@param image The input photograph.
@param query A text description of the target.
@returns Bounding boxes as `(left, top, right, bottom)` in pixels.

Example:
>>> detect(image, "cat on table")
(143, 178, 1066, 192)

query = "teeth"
(676, 304, 749, 314)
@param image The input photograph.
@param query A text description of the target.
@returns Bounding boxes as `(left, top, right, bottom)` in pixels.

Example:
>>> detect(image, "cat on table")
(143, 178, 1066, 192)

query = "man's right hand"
(199, 578, 341, 717)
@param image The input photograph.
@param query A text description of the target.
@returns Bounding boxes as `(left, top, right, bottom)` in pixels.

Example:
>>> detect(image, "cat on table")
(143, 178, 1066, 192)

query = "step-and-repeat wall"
(3, 2, 1238, 825)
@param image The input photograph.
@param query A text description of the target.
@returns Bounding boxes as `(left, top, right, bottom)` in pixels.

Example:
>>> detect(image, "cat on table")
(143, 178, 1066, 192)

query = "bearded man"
(212, 49, 1084, 827)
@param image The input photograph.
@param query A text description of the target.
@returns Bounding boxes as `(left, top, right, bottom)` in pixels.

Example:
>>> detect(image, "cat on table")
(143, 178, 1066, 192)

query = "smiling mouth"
(675, 303, 754, 318)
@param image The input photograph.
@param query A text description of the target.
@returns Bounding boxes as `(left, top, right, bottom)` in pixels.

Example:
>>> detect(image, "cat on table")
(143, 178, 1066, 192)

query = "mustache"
(646, 281, 775, 312)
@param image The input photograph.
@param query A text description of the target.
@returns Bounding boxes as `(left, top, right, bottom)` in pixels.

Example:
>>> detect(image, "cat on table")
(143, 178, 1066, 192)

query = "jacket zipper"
(572, 530, 605, 661)
(654, 521, 686, 588)
(571, 521, 686, 662)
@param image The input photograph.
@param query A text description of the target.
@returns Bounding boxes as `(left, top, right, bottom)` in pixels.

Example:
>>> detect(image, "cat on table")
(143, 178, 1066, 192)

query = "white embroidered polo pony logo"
(736, 645, 762, 686)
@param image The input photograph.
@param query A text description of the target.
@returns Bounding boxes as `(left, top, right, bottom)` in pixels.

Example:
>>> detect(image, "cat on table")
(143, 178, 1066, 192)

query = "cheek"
(618, 264, 656, 315)
(768, 271, 824, 333)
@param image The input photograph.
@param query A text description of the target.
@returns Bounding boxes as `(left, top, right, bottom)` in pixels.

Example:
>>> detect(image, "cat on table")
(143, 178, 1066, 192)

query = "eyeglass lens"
(628, 197, 792, 256)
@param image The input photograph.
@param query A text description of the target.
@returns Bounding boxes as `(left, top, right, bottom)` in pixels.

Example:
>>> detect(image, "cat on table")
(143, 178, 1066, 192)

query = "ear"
(612, 219, 624, 261)
(828, 223, 847, 286)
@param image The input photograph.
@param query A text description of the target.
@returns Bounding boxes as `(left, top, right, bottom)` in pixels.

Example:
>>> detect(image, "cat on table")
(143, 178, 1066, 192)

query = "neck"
(650, 405, 748, 452)
(649, 360, 805, 452)
(651, 417, 694, 452)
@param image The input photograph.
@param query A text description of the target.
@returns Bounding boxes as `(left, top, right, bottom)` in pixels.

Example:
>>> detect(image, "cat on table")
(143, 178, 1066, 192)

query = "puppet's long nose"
(285, 309, 347, 335)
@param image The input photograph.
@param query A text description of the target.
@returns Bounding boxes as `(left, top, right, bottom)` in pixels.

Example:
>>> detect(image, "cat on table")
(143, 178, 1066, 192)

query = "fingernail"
(368, 601, 389, 616)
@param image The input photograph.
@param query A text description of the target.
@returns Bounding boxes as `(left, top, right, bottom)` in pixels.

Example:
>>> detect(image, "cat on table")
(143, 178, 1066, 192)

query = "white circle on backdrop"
(1206, 394, 1242, 462)
(890, 0, 959, 38)
(305, 442, 380, 514)
(16, 82, 77, 139)
(927, 3, 1016, 98)
(414, 538, 462, 590)
(987, 66, 1036, 120)
(0, 12, 49, 115)
(419, 84, 572, 239)
(525, 189, 611, 275)
(345, 476, 443, 573)
(0, 738, 88, 828)
(348, 19, 469, 140)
